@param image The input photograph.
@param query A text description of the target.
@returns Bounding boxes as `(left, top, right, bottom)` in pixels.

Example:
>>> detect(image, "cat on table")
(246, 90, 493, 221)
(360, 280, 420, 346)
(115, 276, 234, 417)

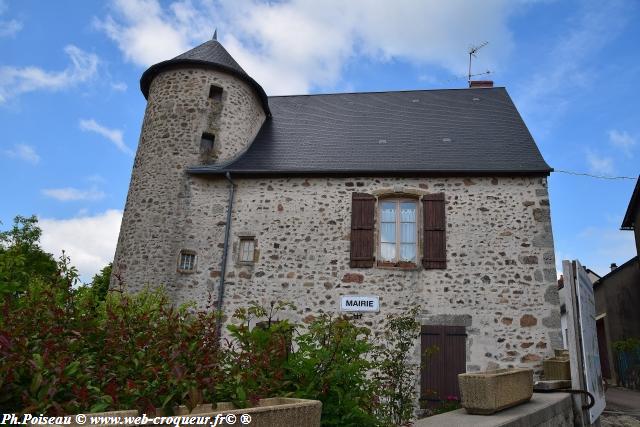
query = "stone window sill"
(177, 269, 196, 274)
(376, 261, 420, 271)
(236, 261, 255, 267)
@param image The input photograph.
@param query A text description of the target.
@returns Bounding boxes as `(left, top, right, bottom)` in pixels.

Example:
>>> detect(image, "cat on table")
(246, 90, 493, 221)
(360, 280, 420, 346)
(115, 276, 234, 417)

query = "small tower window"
(208, 85, 223, 101)
(238, 237, 256, 264)
(200, 133, 215, 157)
(178, 250, 196, 272)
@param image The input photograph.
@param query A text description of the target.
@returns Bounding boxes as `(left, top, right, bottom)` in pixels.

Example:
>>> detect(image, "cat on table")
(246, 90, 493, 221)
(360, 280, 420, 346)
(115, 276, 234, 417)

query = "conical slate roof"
(140, 37, 270, 115)
(172, 39, 247, 75)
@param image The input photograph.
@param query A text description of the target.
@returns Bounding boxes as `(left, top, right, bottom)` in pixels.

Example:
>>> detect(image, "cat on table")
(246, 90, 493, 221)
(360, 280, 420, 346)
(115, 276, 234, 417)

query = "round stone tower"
(111, 35, 269, 292)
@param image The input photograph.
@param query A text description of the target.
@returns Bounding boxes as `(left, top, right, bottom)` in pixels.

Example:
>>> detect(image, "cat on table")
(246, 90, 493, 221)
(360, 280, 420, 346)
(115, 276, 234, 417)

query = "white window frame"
(377, 198, 419, 266)
(238, 237, 256, 265)
(178, 250, 196, 273)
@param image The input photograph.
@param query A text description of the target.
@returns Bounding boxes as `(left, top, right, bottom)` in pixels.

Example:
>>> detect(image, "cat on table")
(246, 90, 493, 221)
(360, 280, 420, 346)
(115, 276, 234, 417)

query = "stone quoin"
(111, 35, 562, 408)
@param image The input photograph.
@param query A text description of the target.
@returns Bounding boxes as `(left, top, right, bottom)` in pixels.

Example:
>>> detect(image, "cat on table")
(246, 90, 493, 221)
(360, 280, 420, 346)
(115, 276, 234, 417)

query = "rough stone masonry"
(111, 38, 563, 398)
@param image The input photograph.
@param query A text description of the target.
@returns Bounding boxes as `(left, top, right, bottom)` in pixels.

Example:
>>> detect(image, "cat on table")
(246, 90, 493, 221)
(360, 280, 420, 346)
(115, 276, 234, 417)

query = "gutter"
(216, 172, 235, 341)
(187, 168, 554, 177)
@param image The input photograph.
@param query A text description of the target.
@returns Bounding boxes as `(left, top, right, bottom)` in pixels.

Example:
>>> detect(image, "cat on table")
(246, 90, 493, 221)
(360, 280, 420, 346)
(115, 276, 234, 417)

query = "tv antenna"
(468, 41, 489, 83)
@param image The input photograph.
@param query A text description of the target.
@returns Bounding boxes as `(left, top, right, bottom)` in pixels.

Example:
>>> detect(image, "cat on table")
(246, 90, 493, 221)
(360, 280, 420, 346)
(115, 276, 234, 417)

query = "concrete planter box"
(66, 410, 138, 427)
(543, 357, 571, 380)
(458, 368, 533, 415)
(554, 348, 569, 358)
(67, 398, 321, 427)
(165, 398, 321, 427)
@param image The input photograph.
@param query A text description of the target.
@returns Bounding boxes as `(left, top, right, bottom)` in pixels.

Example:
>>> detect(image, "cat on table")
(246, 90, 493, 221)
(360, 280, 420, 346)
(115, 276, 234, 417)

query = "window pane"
(380, 222, 396, 243)
(401, 222, 416, 243)
(240, 241, 247, 261)
(381, 243, 396, 261)
(380, 202, 396, 222)
(400, 243, 416, 262)
(240, 239, 255, 262)
(180, 253, 195, 270)
(400, 202, 416, 222)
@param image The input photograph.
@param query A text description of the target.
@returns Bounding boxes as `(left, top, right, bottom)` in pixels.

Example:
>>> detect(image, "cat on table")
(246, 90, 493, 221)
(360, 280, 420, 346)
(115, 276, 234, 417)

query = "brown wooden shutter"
(350, 192, 375, 268)
(422, 193, 446, 269)
(420, 325, 466, 405)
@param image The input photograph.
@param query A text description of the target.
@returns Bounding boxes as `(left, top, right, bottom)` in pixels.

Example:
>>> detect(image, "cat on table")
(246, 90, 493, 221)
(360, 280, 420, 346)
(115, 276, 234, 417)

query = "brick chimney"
(469, 80, 494, 88)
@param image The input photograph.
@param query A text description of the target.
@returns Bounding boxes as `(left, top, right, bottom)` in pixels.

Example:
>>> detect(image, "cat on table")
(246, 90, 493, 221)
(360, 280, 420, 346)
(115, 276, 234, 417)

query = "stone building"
(593, 176, 640, 386)
(112, 35, 562, 405)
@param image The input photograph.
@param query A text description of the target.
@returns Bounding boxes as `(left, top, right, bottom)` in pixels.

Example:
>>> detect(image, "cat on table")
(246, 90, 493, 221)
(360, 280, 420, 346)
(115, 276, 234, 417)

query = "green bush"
(0, 255, 221, 415)
(372, 307, 421, 426)
(1, 216, 427, 423)
(289, 314, 378, 426)
(2, 261, 422, 425)
(613, 338, 640, 353)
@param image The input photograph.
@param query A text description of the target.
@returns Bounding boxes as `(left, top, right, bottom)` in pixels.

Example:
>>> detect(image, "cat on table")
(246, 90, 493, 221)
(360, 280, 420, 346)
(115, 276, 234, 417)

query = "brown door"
(420, 325, 467, 406)
(596, 318, 611, 379)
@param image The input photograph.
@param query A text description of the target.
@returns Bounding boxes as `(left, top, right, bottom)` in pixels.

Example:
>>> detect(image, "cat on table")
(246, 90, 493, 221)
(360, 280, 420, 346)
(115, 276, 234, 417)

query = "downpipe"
(216, 172, 235, 342)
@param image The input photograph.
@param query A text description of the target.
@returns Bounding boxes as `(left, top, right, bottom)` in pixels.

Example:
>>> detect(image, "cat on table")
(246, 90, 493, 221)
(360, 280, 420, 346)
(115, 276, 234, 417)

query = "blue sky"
(1, 0, 638, 282)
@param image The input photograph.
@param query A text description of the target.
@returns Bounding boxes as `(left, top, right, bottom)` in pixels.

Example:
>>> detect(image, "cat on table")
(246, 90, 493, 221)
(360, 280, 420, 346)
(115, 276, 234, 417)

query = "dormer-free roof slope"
(189, 87, 553, 176)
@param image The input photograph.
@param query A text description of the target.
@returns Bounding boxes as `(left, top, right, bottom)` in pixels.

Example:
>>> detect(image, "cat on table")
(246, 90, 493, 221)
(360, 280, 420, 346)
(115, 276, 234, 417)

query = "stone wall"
(415, 393, 574, 426)
(111, 67, 265, 290)
(115, 173, 562, 376)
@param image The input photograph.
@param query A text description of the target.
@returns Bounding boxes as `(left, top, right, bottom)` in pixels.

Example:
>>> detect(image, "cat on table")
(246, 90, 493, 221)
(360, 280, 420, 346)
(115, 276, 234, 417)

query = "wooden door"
(420, 325, 467, 406)
(596, 317, 611, 379)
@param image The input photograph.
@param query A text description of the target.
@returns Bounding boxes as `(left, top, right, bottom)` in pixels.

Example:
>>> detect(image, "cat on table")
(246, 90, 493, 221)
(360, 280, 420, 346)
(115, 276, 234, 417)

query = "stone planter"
(66, 398, 321, 427)
(554, 348, 570, 358)
(169, 398, 321, 427)
(458, 368, 533, 415)
(543, 357, 571, 380)
(65, 410, 138, 427)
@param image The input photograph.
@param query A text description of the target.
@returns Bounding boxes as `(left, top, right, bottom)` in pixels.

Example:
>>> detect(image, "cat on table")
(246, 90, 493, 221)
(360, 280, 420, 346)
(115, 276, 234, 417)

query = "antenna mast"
(468, 41, 489, 84)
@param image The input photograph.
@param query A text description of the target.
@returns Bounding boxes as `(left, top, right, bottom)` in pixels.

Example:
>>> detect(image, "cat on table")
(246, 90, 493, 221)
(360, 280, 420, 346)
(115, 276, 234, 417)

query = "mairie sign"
(340, 295, 380, 312)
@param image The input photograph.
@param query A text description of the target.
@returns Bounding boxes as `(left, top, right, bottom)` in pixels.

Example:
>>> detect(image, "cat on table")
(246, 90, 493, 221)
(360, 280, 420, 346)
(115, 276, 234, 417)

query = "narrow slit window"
(239, 238, 256, 263)
(178, 251, 196, 272)
(200, 133, 215, 156)
(208, 85, 223, 101)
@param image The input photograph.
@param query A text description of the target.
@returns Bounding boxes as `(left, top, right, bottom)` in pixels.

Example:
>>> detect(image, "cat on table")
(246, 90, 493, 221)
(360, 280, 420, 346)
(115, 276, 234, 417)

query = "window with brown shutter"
(378, 198, 418, 267)
(350, 192, 375, 268)
(421, 193, 446, 269)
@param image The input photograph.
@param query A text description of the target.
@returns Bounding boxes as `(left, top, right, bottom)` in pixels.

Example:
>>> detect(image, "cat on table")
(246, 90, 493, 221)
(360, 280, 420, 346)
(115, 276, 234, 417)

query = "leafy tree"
(89, 263, 112, 301)
(0, 215, 57, 296)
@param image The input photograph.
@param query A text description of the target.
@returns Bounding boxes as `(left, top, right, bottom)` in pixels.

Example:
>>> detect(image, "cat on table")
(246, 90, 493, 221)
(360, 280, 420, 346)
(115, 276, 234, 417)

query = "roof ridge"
(267, 86, 506, 98)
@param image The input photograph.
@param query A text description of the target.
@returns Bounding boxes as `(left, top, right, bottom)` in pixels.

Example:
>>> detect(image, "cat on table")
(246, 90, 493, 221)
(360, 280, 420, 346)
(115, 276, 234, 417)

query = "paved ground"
(601, 387, 640, 426)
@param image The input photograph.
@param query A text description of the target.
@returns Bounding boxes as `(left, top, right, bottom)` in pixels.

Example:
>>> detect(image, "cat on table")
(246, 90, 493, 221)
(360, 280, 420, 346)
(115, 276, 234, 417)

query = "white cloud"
(111, 81, 128, 91)
(42, 186, 106, 202)
(576, 226, 636, 276)
(97, 0, 520, 95)
(94, 0, 211, 68)
(0, 0, 22, 38)
(514, 1, 630, 134)
(79, 118, 132, 154)
(0, 45, 99, 104)
(39, 210, 122, 282)
(608, 129, 636, 157)
(0, 19, 21, 37)
(3, 143, 40, 164)
(87, 174, 107, 184)
(586, 149, 614, 175)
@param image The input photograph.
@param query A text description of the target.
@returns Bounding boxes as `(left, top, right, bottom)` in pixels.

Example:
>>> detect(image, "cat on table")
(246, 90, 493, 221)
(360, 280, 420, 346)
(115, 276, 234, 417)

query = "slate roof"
(592, 256, 639, 289)
(139, 39, 270, 115)
(621, 176, 640, 230)
(188, 87, 552, 176)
